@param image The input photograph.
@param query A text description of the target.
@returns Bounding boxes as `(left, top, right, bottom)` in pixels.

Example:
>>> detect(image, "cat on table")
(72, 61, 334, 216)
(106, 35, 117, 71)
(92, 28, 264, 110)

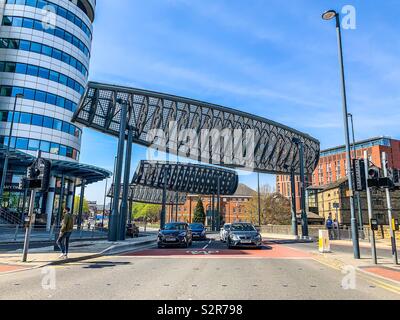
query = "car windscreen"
(190, 224, 204, 229)
(231, 224, 256, 232)
(164, 224, 186, 231)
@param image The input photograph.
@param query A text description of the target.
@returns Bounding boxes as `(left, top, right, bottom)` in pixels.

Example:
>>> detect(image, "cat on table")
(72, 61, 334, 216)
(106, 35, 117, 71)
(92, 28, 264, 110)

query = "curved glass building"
(0, 0, 95, 161)
(0, 0, 109, 231)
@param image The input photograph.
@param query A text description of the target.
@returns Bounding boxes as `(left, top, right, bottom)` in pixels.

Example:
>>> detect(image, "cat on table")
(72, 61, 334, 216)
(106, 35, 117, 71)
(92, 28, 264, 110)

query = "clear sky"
(79, 0, 400, 204)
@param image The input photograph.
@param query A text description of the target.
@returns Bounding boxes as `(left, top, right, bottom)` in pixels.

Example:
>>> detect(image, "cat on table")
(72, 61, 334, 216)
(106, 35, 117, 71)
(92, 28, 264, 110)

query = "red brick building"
(171, 184, 256, 225)
(276, 137, 400, 212)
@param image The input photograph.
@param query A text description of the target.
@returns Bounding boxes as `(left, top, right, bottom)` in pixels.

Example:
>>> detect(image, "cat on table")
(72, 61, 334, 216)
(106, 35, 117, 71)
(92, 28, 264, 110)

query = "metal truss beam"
(73, 82, 320, 174)
(132, 161, 239, 196)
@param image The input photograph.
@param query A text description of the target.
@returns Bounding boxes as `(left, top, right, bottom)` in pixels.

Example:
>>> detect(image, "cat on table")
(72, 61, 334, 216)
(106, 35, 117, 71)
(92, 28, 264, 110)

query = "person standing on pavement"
(57, 207, 74, 259)
(326, 214, 334, 240)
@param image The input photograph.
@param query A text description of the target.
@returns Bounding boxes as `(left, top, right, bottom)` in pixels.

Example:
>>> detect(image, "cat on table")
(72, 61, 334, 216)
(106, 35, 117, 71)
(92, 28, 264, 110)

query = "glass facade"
(0, 85, 77, 112)
(0, 136, 80, 160)
(2, 16, 90, 57)
(6, 0, 93, 38)
(0, 111, 82, 138)
(0, 38, 88, 76)
(0, 61, 85, 95)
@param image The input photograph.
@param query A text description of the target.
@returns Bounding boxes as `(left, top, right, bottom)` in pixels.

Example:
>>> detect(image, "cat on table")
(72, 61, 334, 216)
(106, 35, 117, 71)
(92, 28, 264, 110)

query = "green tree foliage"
(73, 196, 89, 215)
(131, 203, 162, 223)
(244, 185, 291, 225)
(193, 198, 206, 224)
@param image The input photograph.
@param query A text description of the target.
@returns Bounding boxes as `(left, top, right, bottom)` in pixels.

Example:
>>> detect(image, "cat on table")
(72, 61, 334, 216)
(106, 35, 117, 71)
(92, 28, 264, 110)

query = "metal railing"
(0, 207, 23, 225)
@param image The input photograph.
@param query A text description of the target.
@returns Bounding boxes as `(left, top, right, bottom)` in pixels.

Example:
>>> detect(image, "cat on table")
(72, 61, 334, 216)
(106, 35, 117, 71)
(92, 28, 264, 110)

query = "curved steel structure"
(108, 184, 187, 206)
(132, 161, 239, 196)
(72, 82, 320, 175)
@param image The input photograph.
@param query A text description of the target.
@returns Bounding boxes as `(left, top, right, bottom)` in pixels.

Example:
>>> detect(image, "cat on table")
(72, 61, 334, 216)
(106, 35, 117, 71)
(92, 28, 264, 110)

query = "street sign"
(333, 203, 340, 209)
(370, 219, 379, 232)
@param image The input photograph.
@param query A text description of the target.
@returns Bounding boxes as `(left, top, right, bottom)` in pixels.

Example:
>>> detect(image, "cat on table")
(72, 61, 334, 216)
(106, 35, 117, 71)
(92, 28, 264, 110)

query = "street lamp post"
(322, 9, 360, 259)
(0, 94, 24, 204)
(348, 113, 364, 237)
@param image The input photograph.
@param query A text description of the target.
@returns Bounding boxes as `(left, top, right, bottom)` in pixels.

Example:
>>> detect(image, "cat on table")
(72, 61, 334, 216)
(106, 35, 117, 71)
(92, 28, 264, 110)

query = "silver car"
(227, 223, 263, 249)
(220, 223, 232, 242)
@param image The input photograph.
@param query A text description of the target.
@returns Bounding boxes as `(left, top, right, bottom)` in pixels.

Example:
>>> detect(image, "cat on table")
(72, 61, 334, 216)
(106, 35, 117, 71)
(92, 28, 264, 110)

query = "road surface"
(0, 237, 398, 300)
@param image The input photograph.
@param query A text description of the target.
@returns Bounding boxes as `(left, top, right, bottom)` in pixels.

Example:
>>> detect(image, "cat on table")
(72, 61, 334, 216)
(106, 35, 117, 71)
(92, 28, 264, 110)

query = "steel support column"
(119, 126, 133, 241)
(77, 181, 86, 230)
(290, 169, 299, 237)
(217, 176, 221, 231)
(160, 168, 167, 229)
(54, 174, 65, 251)
(109, 101, 127, 242)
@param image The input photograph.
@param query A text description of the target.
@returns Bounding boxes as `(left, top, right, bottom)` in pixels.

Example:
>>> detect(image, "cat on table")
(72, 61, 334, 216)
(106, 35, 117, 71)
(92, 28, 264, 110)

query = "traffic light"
(353, 159, 366, 191)
(25, 158, 52, 192)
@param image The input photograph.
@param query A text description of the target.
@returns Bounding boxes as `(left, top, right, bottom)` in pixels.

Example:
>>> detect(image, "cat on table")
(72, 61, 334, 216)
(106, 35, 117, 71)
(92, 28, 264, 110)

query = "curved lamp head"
(322, 10, 338, 21)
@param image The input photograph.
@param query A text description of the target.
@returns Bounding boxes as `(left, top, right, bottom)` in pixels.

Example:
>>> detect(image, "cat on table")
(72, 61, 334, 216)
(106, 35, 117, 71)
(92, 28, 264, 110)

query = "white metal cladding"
(73, 82, 321, 175)
(132, 161, 239, 196)
(108, 183, 187, 206)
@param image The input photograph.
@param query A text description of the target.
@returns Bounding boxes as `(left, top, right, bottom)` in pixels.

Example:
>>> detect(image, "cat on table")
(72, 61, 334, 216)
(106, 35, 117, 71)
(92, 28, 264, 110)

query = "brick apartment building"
(276, 136, 400, 214)
(171, 184, 256, 225)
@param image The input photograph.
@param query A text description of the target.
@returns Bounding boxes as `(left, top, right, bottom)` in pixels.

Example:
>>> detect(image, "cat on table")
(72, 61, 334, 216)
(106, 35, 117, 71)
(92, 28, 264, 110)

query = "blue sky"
(79, 0, 400, 203)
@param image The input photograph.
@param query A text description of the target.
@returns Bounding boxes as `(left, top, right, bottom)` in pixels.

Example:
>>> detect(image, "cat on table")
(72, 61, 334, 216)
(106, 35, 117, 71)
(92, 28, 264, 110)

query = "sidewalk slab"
(0, 235, 157, 273)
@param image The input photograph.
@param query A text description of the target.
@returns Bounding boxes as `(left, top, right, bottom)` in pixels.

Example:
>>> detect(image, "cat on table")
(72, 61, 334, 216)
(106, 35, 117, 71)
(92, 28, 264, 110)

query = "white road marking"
(203, 240, 212, 250)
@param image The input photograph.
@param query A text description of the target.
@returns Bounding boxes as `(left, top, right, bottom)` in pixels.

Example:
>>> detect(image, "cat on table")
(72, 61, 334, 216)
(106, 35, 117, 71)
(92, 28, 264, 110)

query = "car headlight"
(254, 235, 262, 241)
(179, 232, 187, 237)
(231, 234, 240, 241)
(201, 230, 206, 235)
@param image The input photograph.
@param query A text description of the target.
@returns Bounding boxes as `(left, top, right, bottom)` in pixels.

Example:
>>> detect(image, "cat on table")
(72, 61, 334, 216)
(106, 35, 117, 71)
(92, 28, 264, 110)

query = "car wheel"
(158, 244, 163, 249)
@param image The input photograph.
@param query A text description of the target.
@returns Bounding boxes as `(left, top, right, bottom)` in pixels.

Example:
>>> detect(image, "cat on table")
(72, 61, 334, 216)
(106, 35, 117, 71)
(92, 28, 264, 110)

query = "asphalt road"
(0, 237, 398, 300)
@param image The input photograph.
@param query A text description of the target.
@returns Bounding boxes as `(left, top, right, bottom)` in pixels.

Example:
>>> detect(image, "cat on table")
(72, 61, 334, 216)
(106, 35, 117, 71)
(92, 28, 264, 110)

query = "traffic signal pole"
(22, 189, 37, 263)
(363, 151, 378, 265)
(382, 152, 399, 265)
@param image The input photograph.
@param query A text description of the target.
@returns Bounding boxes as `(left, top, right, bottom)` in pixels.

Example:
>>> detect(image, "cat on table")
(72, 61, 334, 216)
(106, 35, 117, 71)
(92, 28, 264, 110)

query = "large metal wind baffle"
(132, 161, 239, 196)
(107, 184, 187, 205)
(72, 82, 320, 175)
(72, 82, 321, 240)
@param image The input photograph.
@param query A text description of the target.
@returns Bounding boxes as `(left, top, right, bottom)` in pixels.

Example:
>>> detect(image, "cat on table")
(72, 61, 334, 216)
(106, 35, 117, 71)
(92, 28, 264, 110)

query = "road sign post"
(382, 152, 399, 265)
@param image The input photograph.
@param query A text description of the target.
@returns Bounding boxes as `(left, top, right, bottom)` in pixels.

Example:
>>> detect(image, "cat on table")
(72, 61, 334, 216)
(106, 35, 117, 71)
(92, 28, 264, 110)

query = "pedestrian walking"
(57, 207, 74, 259)
(326, 214, 334, 240)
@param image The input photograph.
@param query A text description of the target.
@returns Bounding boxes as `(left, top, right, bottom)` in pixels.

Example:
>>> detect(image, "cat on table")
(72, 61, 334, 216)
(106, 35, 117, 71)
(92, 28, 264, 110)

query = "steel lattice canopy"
(0, 145, 111, 185)
(132, 161, 239, 196)
(72, 82, 321, 175)
(107, 184, 187, 205)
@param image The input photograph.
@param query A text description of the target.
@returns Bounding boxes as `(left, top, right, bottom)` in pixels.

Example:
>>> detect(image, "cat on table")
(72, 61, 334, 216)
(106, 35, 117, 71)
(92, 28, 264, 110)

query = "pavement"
(0, 226, 108, 245)
(0, 232, 158, 275)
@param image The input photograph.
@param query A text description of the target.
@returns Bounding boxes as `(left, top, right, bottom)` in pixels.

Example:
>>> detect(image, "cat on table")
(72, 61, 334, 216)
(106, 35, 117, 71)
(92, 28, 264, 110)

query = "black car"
(227, 223, 263, 249)
(189, 223, 207, 241)
(158, 223, 193, 248)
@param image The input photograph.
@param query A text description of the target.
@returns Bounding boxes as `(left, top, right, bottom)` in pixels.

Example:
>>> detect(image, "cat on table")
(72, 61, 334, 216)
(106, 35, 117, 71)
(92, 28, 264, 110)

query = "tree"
(193, 198, 206, 224)
(131, 203, 161, 223)
(244, 185, 291, 225)
(73, 196, 89, 216)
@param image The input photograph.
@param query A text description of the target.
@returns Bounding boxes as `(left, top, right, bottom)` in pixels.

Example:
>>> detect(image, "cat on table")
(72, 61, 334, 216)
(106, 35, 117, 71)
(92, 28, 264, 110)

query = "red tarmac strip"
(0, 264, 27, 274)
(361, 267, 400, 283)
